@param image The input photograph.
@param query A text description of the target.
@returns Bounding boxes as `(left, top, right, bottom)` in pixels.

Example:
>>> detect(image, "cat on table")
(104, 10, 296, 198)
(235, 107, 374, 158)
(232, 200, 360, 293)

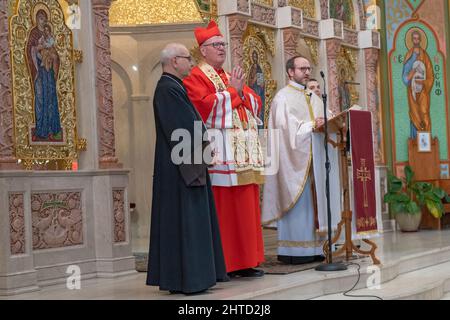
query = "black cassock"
(146, 72, 228, 293)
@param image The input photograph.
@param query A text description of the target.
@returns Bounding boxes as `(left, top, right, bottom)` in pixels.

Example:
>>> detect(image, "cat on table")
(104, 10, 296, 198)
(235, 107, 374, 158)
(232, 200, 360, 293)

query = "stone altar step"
(313, 260, 450, 300)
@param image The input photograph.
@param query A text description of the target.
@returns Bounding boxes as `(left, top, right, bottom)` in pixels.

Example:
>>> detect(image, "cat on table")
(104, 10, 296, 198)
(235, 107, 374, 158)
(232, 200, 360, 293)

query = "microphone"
(320, 71, 326, 100)
(314, 69, 347, 272)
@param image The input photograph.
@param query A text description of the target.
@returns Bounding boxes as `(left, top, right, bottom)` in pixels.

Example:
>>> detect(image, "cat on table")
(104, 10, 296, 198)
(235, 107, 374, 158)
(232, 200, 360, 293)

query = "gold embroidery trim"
(356, 216, 377, 229)
(198, 62, 228, 91)
(278, 240, 325, 248)
(288, 84, 316, 124)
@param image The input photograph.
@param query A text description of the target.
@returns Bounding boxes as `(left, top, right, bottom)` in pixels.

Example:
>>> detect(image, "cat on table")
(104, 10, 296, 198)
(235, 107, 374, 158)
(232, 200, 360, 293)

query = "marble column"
(0, 0, 19, 170)
(228, 14, 248, 68)
(325, 39, 342, 115)
(92, 0, 122, 169)
(365, 47, 383, 164)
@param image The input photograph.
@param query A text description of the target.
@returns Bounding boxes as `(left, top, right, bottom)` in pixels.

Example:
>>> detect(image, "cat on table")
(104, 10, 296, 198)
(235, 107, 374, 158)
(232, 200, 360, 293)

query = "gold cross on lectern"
(357, 159, 372, 208)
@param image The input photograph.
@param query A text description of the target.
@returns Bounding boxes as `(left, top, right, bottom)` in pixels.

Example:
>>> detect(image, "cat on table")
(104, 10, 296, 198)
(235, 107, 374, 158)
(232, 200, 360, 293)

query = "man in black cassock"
(146, 43, 228, 294)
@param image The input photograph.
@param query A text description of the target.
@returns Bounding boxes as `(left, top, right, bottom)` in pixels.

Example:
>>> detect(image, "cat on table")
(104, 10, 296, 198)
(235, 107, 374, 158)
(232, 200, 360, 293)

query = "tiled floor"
(3, 229, 450, 300)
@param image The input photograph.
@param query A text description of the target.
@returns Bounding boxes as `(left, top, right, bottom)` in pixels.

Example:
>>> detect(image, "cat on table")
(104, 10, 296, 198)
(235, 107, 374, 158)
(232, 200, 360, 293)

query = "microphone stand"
(315, 72, 347, 272)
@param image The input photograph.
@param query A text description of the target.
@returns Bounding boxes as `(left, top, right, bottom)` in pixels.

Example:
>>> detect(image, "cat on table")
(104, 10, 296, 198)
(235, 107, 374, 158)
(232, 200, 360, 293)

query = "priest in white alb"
(262, 56, 342, 264)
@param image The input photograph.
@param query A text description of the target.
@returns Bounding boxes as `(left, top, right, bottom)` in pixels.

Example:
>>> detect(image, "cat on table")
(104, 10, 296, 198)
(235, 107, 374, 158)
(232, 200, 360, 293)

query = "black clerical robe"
(146, 73, 228, 293)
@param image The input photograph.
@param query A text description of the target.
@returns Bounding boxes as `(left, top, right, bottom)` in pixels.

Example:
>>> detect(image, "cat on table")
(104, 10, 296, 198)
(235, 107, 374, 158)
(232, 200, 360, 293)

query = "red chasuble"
(184, 65, 265, 272)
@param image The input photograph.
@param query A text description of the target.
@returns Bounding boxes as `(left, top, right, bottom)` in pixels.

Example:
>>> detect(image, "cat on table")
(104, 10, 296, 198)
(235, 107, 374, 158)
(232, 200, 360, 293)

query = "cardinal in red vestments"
(183, 21, 265, 277)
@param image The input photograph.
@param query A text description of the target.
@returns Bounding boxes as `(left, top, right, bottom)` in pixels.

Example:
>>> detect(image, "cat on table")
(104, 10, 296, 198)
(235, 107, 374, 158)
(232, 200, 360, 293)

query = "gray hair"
(160, 43, 186, 67)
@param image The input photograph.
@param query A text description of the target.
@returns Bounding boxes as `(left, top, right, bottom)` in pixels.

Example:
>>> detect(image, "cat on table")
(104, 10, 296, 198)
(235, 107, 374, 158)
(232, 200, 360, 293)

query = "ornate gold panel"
(243, 25, 277, 129)
(288, 0, 316, 19)
(304, 38, 319, 65)
(244, 24, 275, 56)
(336, 47, 359, 109)
(73, 49, 82, 63)
(194, 0, 218, 22)
(10, 0, 80, 169)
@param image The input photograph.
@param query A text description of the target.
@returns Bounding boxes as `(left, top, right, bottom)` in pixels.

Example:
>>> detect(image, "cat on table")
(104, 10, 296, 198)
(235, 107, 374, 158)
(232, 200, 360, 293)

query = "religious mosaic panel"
(10, 0, 81, 169)
(336, 47, 359, 111)
(363, 0, 381, 30)
(329, 0, 355, 29)
(386, 0, 448, 172)
(242, 24, 277, 129)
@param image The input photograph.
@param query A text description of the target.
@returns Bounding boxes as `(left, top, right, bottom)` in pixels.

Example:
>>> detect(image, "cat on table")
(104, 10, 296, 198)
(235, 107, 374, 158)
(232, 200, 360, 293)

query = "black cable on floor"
(342, 262, 383, 300)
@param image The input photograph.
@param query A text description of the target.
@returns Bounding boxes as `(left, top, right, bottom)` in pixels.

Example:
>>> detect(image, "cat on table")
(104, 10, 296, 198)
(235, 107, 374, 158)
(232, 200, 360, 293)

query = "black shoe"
(291, 256, 315, 265)
(169, 290, 182, 294)
(277, 255, 292, 264)
(278, 255, 315, 265)
(170, 289, 208, 295)
(184, 289, 208, 295)
(314, 255, 326, 262)
(217, 274, 231, 282)
(233, 268, 264, 278)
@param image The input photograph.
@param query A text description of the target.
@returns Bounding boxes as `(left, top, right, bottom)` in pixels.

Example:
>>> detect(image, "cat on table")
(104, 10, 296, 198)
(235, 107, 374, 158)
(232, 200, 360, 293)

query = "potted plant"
(383, 165, 449, 232)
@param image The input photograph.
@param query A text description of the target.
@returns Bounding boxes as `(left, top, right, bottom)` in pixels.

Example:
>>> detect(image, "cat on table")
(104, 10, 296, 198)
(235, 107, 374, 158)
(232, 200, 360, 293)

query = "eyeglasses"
(202, 42, 228, 49)
(176, 55, 193, 62)
(296, 66, 312, 73)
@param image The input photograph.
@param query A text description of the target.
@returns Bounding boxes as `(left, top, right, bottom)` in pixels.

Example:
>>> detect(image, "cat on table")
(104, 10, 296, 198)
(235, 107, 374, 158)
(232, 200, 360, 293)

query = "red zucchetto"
(194, 20, 223, 46)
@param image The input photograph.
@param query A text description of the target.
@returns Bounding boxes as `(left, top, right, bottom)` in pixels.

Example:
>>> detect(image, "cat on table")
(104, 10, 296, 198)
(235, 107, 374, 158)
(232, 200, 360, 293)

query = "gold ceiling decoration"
(109, 0, 203, 25)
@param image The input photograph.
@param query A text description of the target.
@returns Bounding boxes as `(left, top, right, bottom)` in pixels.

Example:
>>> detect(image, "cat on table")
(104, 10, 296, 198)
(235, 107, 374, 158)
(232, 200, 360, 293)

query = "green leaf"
(384, 193, 409, 205)
(417, 194, 425, 205)
(406, 201, 420, 214)
(444, 194, 450, 203)
(383, 193, 396, 203)
(415, 182, 432, 194)
(432, 188, 446, 199)
(425, 199, 442, 219)
(404, 166, 414, 185)
(387, 173, 403, 193)
(392, 202, 406, 214)
(425, 192, 441, 202)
